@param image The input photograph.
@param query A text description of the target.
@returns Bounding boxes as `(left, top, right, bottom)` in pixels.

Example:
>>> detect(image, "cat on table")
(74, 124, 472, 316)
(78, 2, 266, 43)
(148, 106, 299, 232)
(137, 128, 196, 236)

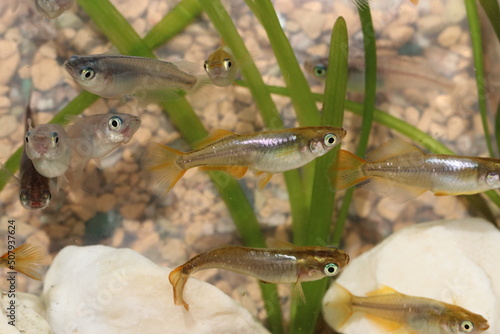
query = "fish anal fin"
(365, 178, 426, 203)
(198, 165, 247, 179)
(365, 313, 404, 332)
(195, 129, 237, 148)
(365, 285, 399, 297)
(266, 238, 297, 249)
(134, 88, 184, 105)
(366, 138, 422, 161)
(255, 171, 273, 189)
(293, 280, 306, 304)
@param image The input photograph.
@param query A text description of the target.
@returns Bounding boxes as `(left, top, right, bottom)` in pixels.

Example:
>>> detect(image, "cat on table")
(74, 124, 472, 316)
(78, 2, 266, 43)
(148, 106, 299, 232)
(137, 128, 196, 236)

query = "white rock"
(323, 218, 500, 333)
(0, 292, 51, 334)
(43, 245, 269, 334)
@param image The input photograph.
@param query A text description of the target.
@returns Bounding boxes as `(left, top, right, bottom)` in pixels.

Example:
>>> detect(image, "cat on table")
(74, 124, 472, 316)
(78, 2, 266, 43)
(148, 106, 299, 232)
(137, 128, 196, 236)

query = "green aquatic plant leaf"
(478, 0, 500, 43)
(289, 17, 349, 334)
(77, 0, 284, 330)
(333, 2, 378, 246)
(465, 0, 495, 158)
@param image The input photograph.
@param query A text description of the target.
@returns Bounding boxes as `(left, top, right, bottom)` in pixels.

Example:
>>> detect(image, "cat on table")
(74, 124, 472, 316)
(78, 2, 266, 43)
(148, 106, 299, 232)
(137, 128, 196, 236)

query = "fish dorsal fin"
(366, 138, 422, 161)
(364, 314, 404, 332)
(266, 238, 297, 249)
(365, 285, 399, 297)
(364, 177, 427, 203)
(198, 165, 248, 179)
(195, 129, 237, 148)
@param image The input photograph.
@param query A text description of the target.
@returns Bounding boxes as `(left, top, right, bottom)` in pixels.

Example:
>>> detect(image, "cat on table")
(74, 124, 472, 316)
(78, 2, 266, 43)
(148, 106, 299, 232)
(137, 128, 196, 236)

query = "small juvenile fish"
(25, 122, 72, 178)
(34, 0, 74, 19)
(64, 54, 209, 103)
(143, 126, 346, 193)
(19, 105, 51, 210)
(204, 45, 237, 87)
(304, 54, 454, 93)
(323, 284, 489, 333)
(333, 138, 500, 202)
(66, 113, 141, 170)
(169, 240, 350, 310)
(0, 243, 47, 280)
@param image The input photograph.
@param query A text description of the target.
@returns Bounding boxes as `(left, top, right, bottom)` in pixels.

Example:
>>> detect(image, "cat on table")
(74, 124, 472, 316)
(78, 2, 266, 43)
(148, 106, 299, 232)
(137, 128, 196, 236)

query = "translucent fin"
(198, 165, 248, 179)
(134, 88, 184, 106)
(323, 284, 354, 330)
(410, 0, 419, 4)
(366, 138, 422, 161)
(256, 172, 273, 190)
(434, 192, 451, 196)
(365, 285, 399, 297)
(293, 279, 306, 304)
(168, 266, 190, 311)
(1, 243, 46, 280)
(333, 150, 367, 191)
(266, 239, 297, 249)
(195, 129, 237, 148)
(365, 314, 404, 332)
(142, 143, 186, 195)
(365, 177, 427, 203)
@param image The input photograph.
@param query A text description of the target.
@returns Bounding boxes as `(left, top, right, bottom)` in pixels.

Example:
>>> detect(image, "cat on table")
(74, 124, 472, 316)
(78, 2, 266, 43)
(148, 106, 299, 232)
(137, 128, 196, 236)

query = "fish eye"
(52, 132, 59, 144)
(43, 192, 52, 201)
(313, 64, 327, 78)
(108, 116, 123, 130)
(19, 192, 28, 204)
(324, 263, 339, 276)
(223, 58, 232, 70)
(323, 133, 337, 147)
(80, 67, 95, 81)
(25, 135, 29, 144)
(460, 320, 474, 333)
(486, 172, 500, 186)
(203, 61, 208, 72)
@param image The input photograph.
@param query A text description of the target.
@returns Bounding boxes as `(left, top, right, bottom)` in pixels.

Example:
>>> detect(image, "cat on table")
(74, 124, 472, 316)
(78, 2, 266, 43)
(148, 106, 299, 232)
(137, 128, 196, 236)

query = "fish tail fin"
(331, 150, 368, 190)
(323, 284, 353, 330)
(1, 243, 46, 280)
(168, 266, 190, 311)
(142, 143, 187, 195)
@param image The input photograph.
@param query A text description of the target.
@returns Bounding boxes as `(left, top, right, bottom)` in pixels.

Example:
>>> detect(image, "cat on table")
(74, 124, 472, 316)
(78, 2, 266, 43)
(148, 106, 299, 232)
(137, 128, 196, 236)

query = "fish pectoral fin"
(265, 238, 297, 249)
(365, 138, 423, 161)
(255, 171, 273, 189)
(365, 178, 427, 203)
(365, 285, 399, 297)
(293, 280, 306, 304)
(195, 129, 237, 148)
(364, 314, 404, 332)
(198, 166, 248, 179)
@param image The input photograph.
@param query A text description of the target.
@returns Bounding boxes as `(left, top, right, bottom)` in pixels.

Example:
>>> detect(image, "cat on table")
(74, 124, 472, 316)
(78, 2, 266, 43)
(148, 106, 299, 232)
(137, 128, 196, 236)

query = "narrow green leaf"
(478, 0, 500, 43)
(289, 17, 349, 334)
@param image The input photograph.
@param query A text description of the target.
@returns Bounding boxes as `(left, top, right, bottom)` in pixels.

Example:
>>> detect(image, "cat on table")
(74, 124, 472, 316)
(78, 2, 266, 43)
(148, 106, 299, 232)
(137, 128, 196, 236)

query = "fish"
(323, 284, 489, 334)
(64, 54, 210, 103)
(19, 105, 52, 210)
(169, 240, 350, 310)
(0, 243, 47, 280)
(349, 0, 418, 9)
(304, 54, 454, 93)
(332, 138, 500, 202)
(24, 121, 72, 178)
(66, 113, 141, 170)
(204, 45, 238, 87)
(34, 0, 74, 19)
(143, 126, 346, 193)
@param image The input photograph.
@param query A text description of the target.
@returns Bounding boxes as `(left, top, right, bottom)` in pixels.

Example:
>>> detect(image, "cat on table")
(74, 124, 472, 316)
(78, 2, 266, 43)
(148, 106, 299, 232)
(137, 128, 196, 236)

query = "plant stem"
(289, 17, 349, 334)
(465, 0, 495, 157)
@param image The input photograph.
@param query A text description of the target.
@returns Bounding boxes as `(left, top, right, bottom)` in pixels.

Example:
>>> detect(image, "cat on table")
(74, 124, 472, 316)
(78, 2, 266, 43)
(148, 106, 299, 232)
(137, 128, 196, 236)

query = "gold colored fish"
(204, 45, 238, 87)
(143, 126, 346, 193)
(169, 240, 350, 310)
(323, 284, 489, 334)
(333, 138, 500, 202)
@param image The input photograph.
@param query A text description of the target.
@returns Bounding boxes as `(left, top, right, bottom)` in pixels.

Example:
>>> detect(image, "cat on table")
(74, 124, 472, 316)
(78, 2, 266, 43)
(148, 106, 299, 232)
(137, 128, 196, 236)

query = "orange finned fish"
(169, 240, 350, 310)
(143, 126, 346, 194)
(0, 243, 46, 280)
(323, 284, 489, 334)
(204, 45, 238, 87)
(333, 139, 500, 202)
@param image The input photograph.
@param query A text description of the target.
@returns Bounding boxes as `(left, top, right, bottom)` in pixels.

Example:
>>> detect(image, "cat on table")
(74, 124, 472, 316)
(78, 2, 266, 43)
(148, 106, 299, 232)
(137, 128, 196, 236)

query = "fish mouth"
(22, 200, 49, 210)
